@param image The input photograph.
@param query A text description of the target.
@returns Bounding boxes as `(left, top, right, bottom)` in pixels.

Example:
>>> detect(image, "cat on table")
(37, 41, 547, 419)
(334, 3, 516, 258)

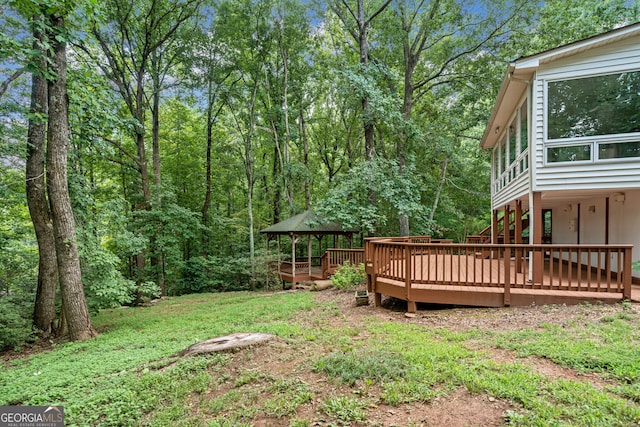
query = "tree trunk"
(201, 88, 213, 255)
(243, 81, 260, 290)
(46, 14, 96, 341)
(429, 157, 449, 223)
(28, 20, 58, 335)
(300, 108, 311, 210)
(150, 54, 165, 296)
(272, 144, 282, 224)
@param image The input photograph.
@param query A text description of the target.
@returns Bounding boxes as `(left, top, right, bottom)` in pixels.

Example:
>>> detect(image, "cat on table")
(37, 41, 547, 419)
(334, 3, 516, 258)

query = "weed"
(234, 369, 273, 387)
(322, 395, 367, 424)
(263, 378, 313, 417)
(313, 349, 406, 386)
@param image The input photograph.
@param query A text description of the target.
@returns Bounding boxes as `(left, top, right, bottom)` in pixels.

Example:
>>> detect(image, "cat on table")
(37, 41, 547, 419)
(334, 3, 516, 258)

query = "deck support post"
(515, 200, 523, 273)
(374, 292, 382, 307)
(623, 246, 632, 300)
(503, 246, 511, 306)
(407, 301, 417, 313)
(504, 205, 511, 245)
(532, 192, 543, 284)
(492, 209, 500, 259)
(371, 240, 381, 306)
(405, 244, 414, 312)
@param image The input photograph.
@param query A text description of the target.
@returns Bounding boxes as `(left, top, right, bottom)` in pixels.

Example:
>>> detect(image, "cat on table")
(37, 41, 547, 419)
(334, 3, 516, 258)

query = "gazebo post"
(307, 235, 312, 279)
(291, 232, 297, 286)
(277, 235, 281, 279)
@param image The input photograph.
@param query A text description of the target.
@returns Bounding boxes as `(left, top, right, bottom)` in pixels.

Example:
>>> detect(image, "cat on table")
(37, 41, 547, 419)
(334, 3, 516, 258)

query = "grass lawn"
(1, 290, 639, 426)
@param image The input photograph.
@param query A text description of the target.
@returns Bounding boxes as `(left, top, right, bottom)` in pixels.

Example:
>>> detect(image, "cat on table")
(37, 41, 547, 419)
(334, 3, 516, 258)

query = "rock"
(179, 332, 277, 357)
(405, 313, 417, 318)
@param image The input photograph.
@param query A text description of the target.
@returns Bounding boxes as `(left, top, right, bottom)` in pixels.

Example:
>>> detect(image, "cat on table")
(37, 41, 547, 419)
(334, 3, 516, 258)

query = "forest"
(1, 0, 639, 347)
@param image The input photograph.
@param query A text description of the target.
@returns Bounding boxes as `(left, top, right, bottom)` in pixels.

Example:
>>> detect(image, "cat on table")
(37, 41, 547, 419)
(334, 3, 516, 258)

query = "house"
(481, 21, 640, 273)
(365, 23, 639, 311)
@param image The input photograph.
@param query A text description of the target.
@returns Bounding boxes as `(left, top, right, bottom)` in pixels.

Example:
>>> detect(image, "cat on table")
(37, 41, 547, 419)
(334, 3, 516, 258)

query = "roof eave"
(481, 64, 535, 149)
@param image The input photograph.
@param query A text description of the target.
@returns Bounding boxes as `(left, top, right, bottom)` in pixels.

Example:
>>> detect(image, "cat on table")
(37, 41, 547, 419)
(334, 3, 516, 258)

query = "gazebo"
(260, 210, 361, 285)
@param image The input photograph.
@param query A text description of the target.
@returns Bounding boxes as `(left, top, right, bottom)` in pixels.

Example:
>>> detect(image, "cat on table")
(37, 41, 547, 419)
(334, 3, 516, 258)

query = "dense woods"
(1, 0, 638, 347)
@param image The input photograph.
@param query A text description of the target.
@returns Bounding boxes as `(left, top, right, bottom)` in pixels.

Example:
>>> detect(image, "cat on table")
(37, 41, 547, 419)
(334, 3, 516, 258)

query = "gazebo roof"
(260, 210, 357, 235)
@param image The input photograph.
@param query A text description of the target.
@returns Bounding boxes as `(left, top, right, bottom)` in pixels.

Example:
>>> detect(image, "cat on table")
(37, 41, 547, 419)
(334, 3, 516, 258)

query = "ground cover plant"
(1, 290, 639, 426)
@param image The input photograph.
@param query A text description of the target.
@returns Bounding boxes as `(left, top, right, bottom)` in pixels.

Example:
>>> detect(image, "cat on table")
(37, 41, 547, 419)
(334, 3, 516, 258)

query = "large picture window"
(547, 70, 640, 139)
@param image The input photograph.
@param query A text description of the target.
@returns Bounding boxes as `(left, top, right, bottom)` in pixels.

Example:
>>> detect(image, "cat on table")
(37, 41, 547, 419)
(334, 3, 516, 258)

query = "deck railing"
(278, 261, 311, 274)
(365, 236, 432, 264)
(321, 248, 365, 278)
(368, 241, 632, 301)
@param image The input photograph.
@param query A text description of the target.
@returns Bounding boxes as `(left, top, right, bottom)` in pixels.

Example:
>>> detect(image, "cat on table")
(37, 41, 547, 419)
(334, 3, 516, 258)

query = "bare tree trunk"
(300, 108, 311, 210)
(429, 157, 449, 223)
(201, 87, 213, 254)
(28, 20, 58, 335)
(46, 14, 96, 341)
(245, 82, 259, 290)
(272, 144, 282, 223)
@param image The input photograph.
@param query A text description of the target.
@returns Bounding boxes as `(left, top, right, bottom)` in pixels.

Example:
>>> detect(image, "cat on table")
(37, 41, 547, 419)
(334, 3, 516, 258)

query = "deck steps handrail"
(473, 210, 530, 243)
(321, 248, 365, 278)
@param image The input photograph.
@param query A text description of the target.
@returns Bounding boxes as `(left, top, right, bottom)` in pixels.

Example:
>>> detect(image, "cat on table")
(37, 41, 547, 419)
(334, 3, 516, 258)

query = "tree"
(27, 13, 58, 335)
(45, 6, 96, 341)
(215, 0, 275, 287)
(86, 0, 201, 291)
(330, 0, 392, 162)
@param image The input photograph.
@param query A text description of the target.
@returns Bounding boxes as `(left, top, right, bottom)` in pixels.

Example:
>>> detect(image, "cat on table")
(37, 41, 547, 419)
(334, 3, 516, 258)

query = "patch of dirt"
(193, 289, 638, 426)
(0, 337, 59, 365)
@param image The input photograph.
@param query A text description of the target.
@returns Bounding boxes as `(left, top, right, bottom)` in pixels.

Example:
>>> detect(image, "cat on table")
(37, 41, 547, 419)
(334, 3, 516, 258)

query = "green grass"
(321, 395, 368, 424)
(1, 291, 639, 426)
(0, 292, 313, 426)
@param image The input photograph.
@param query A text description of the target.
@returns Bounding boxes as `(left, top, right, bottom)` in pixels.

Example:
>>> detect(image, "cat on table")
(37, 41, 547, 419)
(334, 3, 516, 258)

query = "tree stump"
(179, 332, 277, 357)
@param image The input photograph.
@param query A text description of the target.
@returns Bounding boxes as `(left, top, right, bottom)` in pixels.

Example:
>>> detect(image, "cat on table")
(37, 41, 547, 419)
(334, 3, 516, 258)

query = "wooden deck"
(366, 239, 634, 312)
(272, 248, 365, 285)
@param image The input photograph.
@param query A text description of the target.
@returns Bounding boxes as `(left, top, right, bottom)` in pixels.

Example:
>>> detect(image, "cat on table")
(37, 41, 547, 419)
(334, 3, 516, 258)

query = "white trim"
(515, 22, 640, 69)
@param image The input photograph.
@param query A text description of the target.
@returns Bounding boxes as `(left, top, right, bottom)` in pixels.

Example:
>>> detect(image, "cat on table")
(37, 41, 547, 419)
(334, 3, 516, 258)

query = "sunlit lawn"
(1, 292, 639, 426)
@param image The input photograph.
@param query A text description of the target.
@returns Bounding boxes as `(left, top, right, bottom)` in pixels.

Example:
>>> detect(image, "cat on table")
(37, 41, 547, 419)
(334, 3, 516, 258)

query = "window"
(598, 140, 640, 159)
(500, 136, 507, 173)
(547, 145, 591, 163)
(547, 70, 640, 140)
(509, 118, 517, 164)
(520, 103, 528, 153)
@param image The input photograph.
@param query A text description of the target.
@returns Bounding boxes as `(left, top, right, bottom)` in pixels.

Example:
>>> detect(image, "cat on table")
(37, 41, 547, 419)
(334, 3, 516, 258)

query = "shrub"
(0, 294, 35, 350)
(176, 251, 279, 295)
(331, 262, 366, 290)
